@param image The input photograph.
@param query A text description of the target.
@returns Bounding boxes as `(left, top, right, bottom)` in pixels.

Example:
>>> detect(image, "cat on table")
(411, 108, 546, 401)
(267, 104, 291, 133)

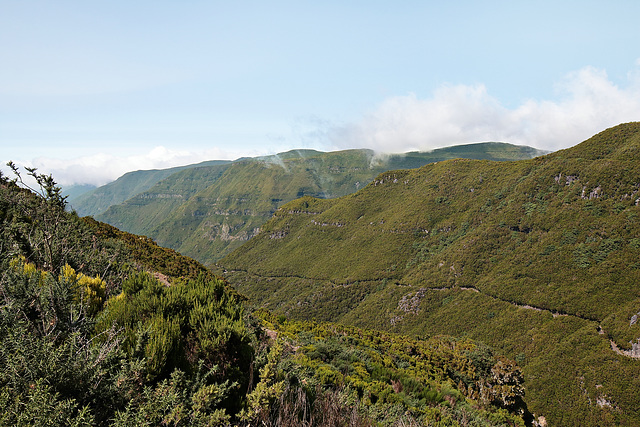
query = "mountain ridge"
(69, 159, 231, 217)
(86, 142, 545, 265)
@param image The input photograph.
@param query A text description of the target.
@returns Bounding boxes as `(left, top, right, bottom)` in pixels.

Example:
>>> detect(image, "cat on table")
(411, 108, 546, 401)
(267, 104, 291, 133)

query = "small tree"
(5, 161, 68, 209)
(3, 162, 73, 271)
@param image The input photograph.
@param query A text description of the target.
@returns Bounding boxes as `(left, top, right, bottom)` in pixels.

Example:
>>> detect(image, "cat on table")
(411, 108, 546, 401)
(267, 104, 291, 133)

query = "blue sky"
(2, 0, 640, 186)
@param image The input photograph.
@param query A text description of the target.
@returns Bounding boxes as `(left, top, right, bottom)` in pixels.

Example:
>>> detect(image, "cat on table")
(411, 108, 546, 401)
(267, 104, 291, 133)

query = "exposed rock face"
(397, 288, 428, 314)
(632, 340, 640, 358)
(581, 185, 603, 199)
(270, 230, 287, 239)
(554, 173, 578, 185)
(534, 415, 547, 427)
(629, 308, 640, 326)
(610, 338, 640, 359)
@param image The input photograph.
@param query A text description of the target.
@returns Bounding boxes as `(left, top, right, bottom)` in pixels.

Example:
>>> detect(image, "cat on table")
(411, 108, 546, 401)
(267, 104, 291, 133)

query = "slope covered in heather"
(220, 123, 640, 426)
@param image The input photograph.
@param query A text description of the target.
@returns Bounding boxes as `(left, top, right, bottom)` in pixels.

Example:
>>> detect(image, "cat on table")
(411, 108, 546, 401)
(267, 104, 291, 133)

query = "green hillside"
(95, 162, 232, 236)
(69, 160, 231, 217)
(0, 163, 527, 425)
(62, 183, 96, 201)
(220, 123, 640, 426)
(96, 143, 544, 266)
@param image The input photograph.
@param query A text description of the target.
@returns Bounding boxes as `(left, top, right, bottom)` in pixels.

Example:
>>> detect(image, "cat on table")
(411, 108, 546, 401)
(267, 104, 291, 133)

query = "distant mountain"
(219, 123, 640, 425)
(69, 160, 231, 217)
(94, 143, 545, 265)
(63, 183, 96, 202)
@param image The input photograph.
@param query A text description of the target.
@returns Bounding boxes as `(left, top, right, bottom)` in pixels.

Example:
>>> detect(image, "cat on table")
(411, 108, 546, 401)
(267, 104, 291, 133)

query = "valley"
(8, 123, 640, 425)
(0, 168, 532, 426)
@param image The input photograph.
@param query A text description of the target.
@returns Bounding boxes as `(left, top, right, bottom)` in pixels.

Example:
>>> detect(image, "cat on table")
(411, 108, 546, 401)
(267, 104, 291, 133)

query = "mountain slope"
(96, 143, 545, 265)
(95, 162, 231, 236)
(69, 160, 230, 217)
(219, 123, 640, 426)
(62, 183, 96, 201)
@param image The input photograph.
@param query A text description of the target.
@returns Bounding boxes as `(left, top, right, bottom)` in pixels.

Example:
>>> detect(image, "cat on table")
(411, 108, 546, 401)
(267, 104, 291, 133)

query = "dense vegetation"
(0, 165, 253, 425)
(245, 310, 527, 426)
(82, 143, 544, 266)
(220, 123, 640, 426)
(0, 165, 525, 425)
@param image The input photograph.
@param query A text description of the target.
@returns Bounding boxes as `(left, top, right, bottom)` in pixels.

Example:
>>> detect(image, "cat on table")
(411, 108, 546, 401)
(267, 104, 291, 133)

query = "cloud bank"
(10, 63, 640, 188)
(327, 64, 640, 153)
(15, 146, 259, 188)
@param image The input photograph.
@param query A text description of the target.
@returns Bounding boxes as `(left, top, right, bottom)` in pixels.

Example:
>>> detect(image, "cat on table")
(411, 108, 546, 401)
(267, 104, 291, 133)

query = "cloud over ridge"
(18, 146, 252, 188)
(13, 63, 640, 188)
(328, 64, 640, 153)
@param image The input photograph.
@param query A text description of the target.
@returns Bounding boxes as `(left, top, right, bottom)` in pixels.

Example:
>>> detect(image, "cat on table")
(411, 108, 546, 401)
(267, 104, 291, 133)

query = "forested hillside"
(0, 164, 526, 425)
(89, 143, 544, 266)
(220, 123, 640, 426)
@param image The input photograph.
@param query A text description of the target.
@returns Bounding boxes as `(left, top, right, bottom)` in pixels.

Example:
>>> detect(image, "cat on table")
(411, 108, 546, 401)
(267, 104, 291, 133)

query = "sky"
(2, 0, 640, 187)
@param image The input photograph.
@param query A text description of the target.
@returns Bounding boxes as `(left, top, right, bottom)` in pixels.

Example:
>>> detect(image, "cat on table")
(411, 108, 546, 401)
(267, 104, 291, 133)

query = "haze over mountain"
(219, 123, 640, 426)
(78, 142, 545, 265)
(4, 3, 640, 188)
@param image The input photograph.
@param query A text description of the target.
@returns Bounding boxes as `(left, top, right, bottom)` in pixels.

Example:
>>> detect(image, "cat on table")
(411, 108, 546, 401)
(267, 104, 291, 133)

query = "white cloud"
(8, 63, 640, 189)
(328, 64, 640, 153)
(19, 146, 263, 187)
